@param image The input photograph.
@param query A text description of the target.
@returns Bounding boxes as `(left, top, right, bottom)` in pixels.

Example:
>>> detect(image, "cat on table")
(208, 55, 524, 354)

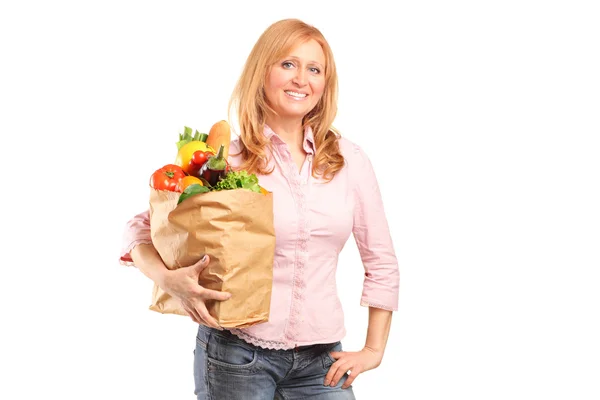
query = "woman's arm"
(129, 243, 171, 288)
(324, 307, 394, 389)
(324, 141, 400, 388)
(120, 211, 230, 328)
(349, 142, 400, 313)
(364, 307, 393, 358)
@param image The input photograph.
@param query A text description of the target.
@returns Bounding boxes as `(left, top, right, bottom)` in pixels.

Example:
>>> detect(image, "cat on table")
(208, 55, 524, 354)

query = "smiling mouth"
(284, 90, 308, 99)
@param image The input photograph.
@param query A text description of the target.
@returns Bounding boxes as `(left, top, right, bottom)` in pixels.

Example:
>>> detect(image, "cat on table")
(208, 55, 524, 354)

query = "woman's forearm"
(364, 307, 393, 357)
(130, 243, 170, 287)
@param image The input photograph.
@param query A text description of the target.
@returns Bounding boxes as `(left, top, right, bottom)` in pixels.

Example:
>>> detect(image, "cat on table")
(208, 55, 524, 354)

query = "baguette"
(206, 120, 231, 159)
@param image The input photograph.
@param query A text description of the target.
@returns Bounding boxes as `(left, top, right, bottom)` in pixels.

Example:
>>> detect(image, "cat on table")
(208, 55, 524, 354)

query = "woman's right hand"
(160, 255, 231, 329)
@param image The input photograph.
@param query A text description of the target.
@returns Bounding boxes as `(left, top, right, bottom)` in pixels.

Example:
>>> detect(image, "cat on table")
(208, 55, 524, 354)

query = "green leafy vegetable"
(177, 183, 210, 204)
(214, 170, 261, 193)
(176, 126, 208, 151)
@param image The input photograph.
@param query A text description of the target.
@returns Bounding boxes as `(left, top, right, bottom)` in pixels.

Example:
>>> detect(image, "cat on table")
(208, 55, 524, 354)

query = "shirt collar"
(264, 124, 315, 155)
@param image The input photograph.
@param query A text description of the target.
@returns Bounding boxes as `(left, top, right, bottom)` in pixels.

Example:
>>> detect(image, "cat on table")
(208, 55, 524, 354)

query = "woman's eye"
(282, 61, 294, 69)
(310, 67, 321, 74)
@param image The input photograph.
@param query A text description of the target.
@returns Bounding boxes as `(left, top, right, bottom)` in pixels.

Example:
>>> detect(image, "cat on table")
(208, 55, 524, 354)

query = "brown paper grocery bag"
(147, 188, 275, 328)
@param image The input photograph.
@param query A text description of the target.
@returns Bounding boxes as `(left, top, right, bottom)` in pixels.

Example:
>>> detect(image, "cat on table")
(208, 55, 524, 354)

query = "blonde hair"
(228, 19, 344, 181)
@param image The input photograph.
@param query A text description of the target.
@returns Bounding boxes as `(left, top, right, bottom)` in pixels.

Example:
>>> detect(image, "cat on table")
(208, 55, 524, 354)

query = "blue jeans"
(193, 324, 356, 399)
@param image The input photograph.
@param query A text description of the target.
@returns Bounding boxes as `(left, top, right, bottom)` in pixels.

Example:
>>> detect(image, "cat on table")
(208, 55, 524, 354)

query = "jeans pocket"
(196, 324, 211, 350)
(196, 336, 208, 352)
(322, 341, 342, 369)
(206, 332, 259, 373)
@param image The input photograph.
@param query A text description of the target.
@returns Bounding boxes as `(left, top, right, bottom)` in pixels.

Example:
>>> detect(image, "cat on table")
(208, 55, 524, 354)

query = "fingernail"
(201, 255, 208, 262)
(323, 381, 329, 386)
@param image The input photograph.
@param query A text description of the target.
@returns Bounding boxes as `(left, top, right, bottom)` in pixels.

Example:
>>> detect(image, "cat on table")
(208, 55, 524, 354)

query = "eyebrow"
(285, 56, 325, 68)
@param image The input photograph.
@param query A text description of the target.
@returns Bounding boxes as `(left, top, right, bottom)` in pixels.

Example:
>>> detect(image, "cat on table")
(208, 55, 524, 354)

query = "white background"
(1, 0, 599, 399)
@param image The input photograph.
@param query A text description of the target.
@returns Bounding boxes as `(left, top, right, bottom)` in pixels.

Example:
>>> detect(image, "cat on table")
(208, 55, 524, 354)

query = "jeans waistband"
(197, 324, 337, 354)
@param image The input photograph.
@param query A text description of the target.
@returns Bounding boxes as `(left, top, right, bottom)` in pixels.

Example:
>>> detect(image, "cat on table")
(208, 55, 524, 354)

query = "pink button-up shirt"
(120, 125, 399, 350)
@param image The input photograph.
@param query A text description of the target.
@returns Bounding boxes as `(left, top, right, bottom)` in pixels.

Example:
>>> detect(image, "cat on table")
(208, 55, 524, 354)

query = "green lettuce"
(214, 170, 261, 193)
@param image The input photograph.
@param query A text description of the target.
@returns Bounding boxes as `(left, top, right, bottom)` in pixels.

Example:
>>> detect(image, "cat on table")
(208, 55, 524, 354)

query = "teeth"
(285, 91, 307, 98)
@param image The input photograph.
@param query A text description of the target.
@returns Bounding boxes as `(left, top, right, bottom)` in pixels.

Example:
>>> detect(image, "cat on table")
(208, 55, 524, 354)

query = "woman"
(120, 19, 399, 399)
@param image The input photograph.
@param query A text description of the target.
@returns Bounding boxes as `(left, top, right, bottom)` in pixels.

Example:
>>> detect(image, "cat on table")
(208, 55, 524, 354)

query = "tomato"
(192, 150, 210, 166)
(150, 164, 186, 192)
(174, 141, 215, 174)
(187, 150, 212, 177)
(175, 175, 204, 192)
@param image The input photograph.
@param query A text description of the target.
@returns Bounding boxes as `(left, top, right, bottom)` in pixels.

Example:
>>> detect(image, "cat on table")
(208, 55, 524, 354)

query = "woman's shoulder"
(336, 136, 369, 165)
(227, 137, 244, 166)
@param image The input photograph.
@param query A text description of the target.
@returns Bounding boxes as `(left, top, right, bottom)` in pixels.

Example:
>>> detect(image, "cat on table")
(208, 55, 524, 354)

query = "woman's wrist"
(364, 307, 393, 359)
(363, 344, 385, 358)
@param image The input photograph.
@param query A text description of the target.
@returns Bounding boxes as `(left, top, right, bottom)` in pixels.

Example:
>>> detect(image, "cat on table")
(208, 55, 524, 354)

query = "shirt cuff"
(360, 298, 398, 312)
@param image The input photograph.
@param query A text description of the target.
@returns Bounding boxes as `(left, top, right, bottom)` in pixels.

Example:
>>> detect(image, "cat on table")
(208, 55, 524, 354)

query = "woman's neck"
(265, 116, 304, 151)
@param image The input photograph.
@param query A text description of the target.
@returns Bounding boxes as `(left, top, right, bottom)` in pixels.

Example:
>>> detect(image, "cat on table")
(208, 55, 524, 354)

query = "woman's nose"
(293, 69, 308, 86)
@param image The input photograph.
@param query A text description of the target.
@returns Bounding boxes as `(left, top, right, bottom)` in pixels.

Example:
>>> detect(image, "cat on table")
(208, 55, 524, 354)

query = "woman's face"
(264, 39, 326, 122)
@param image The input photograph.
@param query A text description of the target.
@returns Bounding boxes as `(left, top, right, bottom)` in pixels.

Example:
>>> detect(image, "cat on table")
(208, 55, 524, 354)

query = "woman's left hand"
(324, 346, 383, 389)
